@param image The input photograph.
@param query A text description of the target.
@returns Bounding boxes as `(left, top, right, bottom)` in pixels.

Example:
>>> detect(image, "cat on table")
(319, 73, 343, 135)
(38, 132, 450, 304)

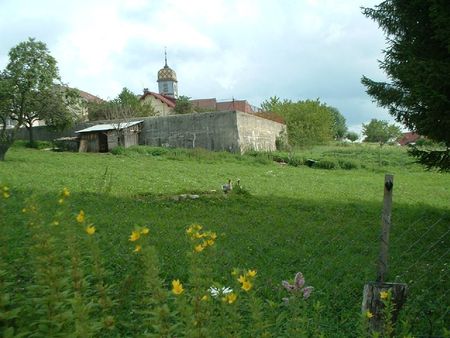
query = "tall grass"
(0, 143, 448, 336)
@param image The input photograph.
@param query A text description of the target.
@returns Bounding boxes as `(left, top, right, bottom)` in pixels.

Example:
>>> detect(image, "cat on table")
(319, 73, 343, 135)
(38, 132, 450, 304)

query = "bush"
(52, 138, 79, 152)
(314, 158, 337, 169)
(288, 154, 303, 167)
(111, 146, 126, 155)
(148, 147, 170, 156)
(338, 159, 359, 170)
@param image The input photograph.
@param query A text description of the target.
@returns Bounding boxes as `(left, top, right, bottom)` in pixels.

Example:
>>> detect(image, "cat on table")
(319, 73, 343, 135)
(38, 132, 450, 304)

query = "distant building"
(140, 89, 176, 116)
(398, 132, 422, 146)
(190, 98, 260, 114)
(157, 50, 178, 98)
(76, 120, 143, 152)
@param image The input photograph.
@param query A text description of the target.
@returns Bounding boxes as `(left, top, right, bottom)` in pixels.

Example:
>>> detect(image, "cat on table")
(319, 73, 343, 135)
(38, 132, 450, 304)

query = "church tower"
(157, 50, 178, 98)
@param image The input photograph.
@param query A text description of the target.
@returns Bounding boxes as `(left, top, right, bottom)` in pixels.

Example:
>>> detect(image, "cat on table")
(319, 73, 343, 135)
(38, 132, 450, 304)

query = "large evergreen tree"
(361, 1, 450, 171)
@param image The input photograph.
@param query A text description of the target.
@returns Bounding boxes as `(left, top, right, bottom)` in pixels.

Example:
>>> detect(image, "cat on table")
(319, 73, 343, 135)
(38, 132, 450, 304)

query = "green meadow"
(1, 143, 449, 337)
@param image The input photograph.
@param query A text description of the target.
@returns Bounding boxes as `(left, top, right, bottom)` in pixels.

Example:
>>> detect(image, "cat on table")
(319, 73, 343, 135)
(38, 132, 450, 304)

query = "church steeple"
(164, 47, 168, 67)
(157, 49, 178, 98)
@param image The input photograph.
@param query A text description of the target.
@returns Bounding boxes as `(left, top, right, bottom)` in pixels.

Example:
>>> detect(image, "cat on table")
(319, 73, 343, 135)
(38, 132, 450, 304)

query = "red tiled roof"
(398, 132, 421, 145)
(76, 89, 105, 103)
(140, 91, 176, 108)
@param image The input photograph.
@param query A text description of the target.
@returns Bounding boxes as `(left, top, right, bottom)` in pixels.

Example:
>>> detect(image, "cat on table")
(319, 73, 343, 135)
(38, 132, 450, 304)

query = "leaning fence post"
(362, 174, 408, 333)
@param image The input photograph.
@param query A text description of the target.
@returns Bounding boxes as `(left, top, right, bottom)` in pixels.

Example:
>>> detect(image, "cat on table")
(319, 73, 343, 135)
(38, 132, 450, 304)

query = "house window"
(163, 83, 169, 93)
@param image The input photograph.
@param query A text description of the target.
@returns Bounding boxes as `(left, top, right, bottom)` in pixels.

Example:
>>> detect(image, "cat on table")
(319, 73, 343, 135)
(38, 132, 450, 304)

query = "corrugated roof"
(75, 120, 143, 133)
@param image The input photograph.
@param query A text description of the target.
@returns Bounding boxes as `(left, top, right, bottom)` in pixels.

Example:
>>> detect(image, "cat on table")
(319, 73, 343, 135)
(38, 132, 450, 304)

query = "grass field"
(1, 143, 449, 337)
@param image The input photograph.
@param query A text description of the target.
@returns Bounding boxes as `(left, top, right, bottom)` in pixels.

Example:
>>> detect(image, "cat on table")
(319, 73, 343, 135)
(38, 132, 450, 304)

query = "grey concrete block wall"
(140, 111, 241, 152)
(15, 111, 285, 153)
(236, 111, 285, 152)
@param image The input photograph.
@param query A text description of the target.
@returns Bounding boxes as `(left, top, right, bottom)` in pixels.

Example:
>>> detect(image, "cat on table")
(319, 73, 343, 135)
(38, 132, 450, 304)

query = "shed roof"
(75, 120, 143, 133)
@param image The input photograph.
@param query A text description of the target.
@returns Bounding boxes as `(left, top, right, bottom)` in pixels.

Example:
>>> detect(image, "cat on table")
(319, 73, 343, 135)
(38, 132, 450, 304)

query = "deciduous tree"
(174, 95, 194, 115)
(346, 131, 359, 142)
(261, 97, 334, 147)
(3, 38, 62, 146)
(362, 119, 402, 146)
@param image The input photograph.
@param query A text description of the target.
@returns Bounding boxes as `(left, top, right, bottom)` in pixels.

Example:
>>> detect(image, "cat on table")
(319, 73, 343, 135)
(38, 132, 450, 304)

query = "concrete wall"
(236, 111, 285, 152)
(14, 123, 91, 141)
(140, 111, 241, 152)
(15, 111, 285, 153)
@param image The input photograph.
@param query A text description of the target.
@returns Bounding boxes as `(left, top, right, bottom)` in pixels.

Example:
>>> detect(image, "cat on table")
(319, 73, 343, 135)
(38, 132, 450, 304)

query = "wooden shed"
(75, 121, 143, 152)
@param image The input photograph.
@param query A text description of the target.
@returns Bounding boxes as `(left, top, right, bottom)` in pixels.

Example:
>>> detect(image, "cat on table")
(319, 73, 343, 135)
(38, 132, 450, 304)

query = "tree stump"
(362, 282, 408, 333)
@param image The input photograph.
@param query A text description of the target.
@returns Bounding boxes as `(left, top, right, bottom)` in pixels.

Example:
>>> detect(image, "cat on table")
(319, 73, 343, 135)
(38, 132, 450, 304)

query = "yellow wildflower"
(3, 186, 9, 192)
(231, 268, 240, 276)
(85, 225, 96, 235)
(247, 270, 257, 278)
(366, 311, 373, 319)
(3, 192, 10, 199)
(140, 227, 149, 235)
(238, 275, 247, 284)
(225, 293, 237, 304)
(134, 244, 142, 253)
(380, 291, 388, 300)
(58, 198, 64, 205)
(52, 221, 60, 226)
(22, 208, 27, 213)
(206, 239, 215, 246)
(241, 280, 252, 292)
(129, 230, 140, 242)
(172, 279, 184, 295)
(62, 187, 70, 198)
(194, 244, 204, 253)
(201, 295, 209, 301)
(76, 210, 85, 223)
(210, 232, 217, 240)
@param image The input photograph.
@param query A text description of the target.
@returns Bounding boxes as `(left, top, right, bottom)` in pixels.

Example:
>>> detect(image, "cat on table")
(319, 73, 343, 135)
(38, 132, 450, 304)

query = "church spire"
(157, 47, 178, 98)
(164, 47, 168, 68)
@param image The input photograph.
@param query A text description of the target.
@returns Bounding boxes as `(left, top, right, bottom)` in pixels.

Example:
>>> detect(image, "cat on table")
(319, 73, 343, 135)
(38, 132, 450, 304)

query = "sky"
(0, 0, 395, 133)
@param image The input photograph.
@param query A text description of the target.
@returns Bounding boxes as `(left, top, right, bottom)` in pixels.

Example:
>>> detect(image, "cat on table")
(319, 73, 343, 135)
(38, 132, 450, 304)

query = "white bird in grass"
(222, 179, 232, 193)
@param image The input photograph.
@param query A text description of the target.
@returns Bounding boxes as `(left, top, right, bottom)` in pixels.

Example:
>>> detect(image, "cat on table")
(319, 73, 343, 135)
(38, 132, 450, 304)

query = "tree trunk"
(26, 125, 35, 147)
(0, 142, 11, 161)
(0, 128, 14, 161)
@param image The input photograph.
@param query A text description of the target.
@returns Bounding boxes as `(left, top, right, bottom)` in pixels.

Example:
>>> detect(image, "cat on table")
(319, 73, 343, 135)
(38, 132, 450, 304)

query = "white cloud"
(0, 0, 394, 128)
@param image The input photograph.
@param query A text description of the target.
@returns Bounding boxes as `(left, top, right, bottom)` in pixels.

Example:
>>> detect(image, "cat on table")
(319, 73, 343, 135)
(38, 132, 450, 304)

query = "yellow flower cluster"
(76, 210, 96, 236)
(172, 279, 184, 295)
(128, 226, 150, 252)
(186, 224, 217, 253)
(222, 292, 237, 304)
(380, 291, 389, 300)
(22, 205, 37, 214)
(237, 269, 257, 292)
(58, 187, 70, 204)
(76, 210, 85, 223)
(1, 185, 10, 199)
(365, 310, 373, 319)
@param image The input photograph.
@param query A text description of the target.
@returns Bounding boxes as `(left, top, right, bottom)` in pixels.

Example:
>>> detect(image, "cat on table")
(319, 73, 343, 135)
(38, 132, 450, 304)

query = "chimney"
(143, 88, 149, 94)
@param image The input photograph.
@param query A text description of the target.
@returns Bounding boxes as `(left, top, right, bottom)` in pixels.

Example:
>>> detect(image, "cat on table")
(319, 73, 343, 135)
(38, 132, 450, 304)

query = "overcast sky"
(0, 0, 395, 132)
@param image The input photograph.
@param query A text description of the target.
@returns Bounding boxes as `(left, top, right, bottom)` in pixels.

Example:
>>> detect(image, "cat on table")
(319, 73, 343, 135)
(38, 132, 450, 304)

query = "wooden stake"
(362, 174, 407, 334)
(377, 174, 393, 283)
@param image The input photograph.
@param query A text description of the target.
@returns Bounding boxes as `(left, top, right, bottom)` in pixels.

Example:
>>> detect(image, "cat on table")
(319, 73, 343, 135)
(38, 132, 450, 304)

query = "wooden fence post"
(362, 174, 408, 333)
(377, 174, 394, 282)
